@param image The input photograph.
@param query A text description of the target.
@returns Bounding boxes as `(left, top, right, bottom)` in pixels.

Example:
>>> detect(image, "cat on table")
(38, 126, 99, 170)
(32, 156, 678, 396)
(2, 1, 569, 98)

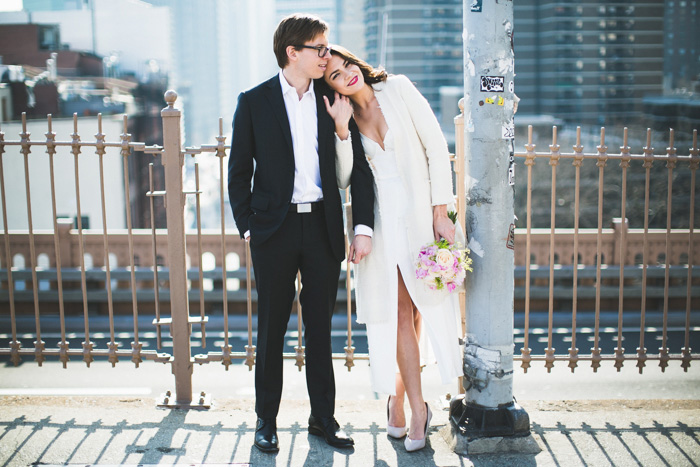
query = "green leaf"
(436, 238, 450, 249)
(447, 210, 457, 224)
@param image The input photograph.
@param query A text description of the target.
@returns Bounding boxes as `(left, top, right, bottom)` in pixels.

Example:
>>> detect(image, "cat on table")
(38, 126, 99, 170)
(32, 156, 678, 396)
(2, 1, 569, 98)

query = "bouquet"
(415, 213, 472, 292)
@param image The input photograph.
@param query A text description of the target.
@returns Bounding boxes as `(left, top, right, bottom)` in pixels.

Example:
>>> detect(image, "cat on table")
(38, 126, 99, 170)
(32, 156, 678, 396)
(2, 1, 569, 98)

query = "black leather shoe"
(254, 418, 279, 452)
(308, 415, 354, 448)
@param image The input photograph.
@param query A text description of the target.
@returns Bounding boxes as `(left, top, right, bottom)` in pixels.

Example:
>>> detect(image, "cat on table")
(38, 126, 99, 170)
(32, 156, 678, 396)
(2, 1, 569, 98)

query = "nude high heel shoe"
(404, 403, 432, 452)
(386, 396, 407, 439)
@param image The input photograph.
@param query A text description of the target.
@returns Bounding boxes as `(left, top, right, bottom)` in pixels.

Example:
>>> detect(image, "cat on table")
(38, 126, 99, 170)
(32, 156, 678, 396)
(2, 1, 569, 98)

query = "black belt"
(289, 201, 323, 213)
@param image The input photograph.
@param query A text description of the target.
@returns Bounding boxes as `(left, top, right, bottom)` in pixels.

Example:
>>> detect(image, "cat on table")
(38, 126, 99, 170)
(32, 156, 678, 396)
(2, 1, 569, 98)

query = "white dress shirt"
(279, 71, 324, 204)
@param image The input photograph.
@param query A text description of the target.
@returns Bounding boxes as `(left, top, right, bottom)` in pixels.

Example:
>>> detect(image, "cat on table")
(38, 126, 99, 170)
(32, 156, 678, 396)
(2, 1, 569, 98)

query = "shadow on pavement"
(0, 397, 699, 466)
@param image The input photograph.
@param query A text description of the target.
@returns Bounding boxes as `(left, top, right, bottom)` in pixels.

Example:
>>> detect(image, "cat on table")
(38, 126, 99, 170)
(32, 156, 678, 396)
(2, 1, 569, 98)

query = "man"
(228, 13, 374, 452)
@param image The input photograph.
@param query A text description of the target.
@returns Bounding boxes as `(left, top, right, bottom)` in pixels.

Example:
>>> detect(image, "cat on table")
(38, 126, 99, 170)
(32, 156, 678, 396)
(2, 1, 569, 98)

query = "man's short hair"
(273, 13, 329, 69)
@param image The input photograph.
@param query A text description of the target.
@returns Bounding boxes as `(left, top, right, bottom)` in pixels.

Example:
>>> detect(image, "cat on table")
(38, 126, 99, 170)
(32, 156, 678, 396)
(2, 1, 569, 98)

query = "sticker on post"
(502, 123, 514, 139)
(470, 0, 482, 12)
(480, 76, 504, 92)
(508, 164, 515, 186)
(506, 223, 515, 250)
(497, 96, 505, 106)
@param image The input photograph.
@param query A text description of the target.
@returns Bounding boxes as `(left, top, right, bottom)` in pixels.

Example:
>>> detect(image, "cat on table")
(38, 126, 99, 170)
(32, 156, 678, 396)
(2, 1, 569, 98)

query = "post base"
(444, 394, 539, 455)
(156, 390, 211, 409)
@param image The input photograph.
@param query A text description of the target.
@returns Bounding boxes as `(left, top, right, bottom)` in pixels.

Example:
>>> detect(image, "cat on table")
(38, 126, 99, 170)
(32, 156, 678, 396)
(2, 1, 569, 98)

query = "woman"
(323, 45, 464, 452)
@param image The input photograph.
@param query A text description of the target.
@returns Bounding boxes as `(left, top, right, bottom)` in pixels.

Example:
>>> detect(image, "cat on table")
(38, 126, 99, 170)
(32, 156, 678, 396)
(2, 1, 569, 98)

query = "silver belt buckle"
(297, 203, 312, 213)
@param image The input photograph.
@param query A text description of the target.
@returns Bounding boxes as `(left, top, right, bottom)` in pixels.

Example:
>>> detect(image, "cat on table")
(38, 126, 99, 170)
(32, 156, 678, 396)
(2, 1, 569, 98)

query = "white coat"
(336, 75, 464, 393)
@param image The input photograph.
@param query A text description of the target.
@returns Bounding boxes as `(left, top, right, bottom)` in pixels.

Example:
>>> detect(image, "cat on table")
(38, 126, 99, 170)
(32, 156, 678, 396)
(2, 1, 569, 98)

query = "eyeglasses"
(294, 44, 331, 58)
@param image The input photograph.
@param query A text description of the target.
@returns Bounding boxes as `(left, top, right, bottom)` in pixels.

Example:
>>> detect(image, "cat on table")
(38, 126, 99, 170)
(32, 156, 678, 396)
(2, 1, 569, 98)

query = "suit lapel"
(264, 75, 294, 152)
(315, 82, 332, 175)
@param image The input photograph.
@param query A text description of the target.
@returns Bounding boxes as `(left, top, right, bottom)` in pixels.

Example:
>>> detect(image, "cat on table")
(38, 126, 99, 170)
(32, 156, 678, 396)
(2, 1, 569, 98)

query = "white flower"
(435, 248, 453, 268)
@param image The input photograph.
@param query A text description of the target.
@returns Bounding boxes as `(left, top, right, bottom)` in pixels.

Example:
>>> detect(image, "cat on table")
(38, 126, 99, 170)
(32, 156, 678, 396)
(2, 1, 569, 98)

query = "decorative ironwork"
(0, 94, 696, 396)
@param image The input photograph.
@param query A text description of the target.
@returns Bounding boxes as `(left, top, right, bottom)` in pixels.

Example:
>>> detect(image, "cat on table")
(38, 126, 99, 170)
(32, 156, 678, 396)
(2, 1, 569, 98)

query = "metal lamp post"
(444, 0, 536, 455)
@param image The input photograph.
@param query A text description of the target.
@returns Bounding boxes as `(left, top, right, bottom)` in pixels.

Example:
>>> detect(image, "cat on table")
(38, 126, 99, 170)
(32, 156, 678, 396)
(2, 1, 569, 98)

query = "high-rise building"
(514, 1, 665, 126)
(143, 0, 277, 148)
(22, 0, 87, 10)
(338, 0, 366, 59)
(142, 0, 277, 230)
(275, 0, 340, 43)
(275, 1, 366, 72)
(364, 0, 463, 120)
(663, 0, 700, 90)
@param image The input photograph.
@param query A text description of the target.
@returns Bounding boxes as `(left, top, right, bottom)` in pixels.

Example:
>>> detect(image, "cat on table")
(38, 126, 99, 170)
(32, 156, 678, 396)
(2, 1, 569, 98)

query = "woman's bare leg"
(396, 269, 427, 439)
(389, 299, 421, 428)
(388, 373, 406, 428)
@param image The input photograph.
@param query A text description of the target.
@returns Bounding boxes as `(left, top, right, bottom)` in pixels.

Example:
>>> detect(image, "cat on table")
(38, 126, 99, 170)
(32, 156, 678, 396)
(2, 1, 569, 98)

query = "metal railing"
(516, 125, 699, 373)
(0, 91, 698, 405)
(0, 112, 165, 369)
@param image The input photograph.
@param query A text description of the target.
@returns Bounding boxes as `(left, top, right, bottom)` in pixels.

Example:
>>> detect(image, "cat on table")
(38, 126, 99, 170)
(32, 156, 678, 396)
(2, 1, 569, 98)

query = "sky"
(0, 0, 22, 12)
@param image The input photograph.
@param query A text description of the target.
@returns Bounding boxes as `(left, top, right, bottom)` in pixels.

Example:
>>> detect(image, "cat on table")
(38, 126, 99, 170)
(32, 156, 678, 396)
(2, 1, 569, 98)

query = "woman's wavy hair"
(328, 44, 388, 85)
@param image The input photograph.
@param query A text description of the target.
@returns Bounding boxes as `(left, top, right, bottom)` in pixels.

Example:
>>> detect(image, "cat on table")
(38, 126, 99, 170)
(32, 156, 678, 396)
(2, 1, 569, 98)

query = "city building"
(643, 91, 700, 140)
(663, 0, 700, 91)
(513, 1, 665, 126)
(142, 0, 276, 230)
(21, 0, 86, 10)
(1, 116, 127, 232)
(0, 23, 99, 76)
(5, 0, 171, 81)
(0, 82, 12, 123)
(0, 23, 136, 119)
(0, 8, 169, 230)
(364, 0, 463, 121)
(276, 0, 340, 43)
(143, 0, 276, 149)
(337, 0, 366, 59)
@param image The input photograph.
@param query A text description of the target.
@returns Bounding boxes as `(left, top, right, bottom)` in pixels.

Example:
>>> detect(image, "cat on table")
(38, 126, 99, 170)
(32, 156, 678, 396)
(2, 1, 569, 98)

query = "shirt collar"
(279, 70, 315, 99)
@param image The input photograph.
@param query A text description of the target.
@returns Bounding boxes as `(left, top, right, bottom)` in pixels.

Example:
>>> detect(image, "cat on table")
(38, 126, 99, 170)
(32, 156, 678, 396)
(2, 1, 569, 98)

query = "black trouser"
(250, 208, 340, 419)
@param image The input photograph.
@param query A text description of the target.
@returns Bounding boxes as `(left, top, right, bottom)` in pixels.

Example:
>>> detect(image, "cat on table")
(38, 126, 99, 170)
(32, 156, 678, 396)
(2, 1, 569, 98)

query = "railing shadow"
(0, 412, 476, 466)
(1, 413, 380, 466)
(1, 405, 699, 466)
(527, 419, 700, 467)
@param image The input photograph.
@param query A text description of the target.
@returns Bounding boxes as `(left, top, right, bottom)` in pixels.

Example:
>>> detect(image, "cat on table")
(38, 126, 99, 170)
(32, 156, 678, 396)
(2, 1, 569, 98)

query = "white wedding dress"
(359, 128, 463, 395)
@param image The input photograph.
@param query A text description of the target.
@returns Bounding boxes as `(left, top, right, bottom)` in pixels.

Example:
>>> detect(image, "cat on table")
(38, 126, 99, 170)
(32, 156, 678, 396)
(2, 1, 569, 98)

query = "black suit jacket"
(228, 74, 374, 262)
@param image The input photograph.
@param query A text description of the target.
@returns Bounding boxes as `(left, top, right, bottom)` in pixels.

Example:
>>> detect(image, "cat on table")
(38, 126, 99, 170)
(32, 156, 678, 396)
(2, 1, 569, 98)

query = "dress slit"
(359, 128, 462, 395)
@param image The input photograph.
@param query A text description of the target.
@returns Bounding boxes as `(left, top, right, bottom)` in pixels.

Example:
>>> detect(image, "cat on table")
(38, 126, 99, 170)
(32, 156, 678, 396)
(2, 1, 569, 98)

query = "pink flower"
(415, 239, 471, 293)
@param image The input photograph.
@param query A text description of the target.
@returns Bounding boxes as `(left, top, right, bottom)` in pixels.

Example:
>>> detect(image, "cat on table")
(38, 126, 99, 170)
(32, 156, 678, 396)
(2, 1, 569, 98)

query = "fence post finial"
(164, 90, 178, 109)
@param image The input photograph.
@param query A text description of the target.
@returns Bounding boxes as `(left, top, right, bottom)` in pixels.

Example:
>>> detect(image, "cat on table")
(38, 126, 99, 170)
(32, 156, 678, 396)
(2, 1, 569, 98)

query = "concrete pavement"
(1, 395, 699, 466)
(1, 359, 699, 466)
